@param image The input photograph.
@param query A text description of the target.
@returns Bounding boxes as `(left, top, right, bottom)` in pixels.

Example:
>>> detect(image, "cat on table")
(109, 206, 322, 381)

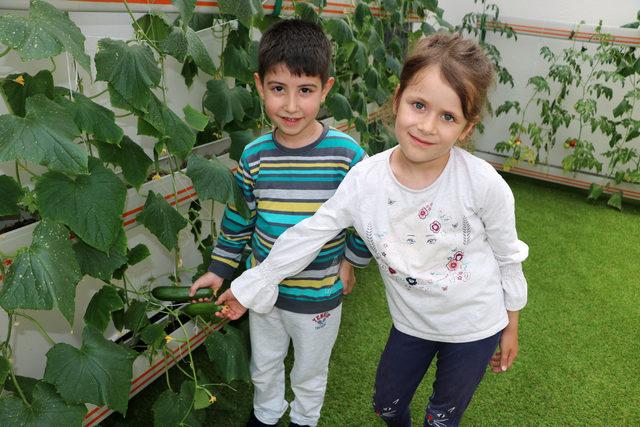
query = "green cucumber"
(181, 302, 223, 320)
(151, 286, 213, 302)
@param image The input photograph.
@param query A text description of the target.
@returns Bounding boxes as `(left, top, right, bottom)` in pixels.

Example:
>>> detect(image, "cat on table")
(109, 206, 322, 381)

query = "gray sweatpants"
(249, 304, 342, 426)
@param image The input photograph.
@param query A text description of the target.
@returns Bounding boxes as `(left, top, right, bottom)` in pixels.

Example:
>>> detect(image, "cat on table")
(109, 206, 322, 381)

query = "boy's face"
(255, 64, 334, 146)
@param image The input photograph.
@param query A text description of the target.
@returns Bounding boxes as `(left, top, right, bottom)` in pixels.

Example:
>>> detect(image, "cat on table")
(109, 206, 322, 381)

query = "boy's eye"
(300, 87, 313, 94)
(271, 86, 284, 93)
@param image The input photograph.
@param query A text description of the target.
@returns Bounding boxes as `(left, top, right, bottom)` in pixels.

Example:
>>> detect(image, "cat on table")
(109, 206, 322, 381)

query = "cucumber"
(151, 286, 213, 302)
(182, 302, 223, 320)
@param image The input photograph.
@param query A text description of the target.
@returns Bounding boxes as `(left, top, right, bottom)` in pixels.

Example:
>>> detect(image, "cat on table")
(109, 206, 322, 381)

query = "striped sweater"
(208, 123, 372, 313)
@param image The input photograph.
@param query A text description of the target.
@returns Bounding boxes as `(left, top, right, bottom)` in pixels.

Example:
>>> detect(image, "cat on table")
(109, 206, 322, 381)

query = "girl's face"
(393, 66, 475, 171)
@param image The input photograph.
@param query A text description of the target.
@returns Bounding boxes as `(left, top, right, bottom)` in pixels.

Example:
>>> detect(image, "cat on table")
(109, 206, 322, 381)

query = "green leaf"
(0, 0, 90, 73)
(229, 129, 254, 162)
(204, 324, 250, 383)
(172, 0, 197, 26)
(294, 1, 320, 23)
(36, 157, 127, 253)
(181, 57, 199, 87)
(221, 42, 253, 83)
(140, 322, 166, 348)
(0, 70, 54, 117)
(613, 99, 631, 118)
(0, 382, 87, 426)
(193, 386, 212, 410)
(354, 3, 371, 27)
(84, 286, 125, 333)
(218, 0, 263, 29)
(94, 136, 153, 189)
(0, 175, 23, 216)
(161, 26, 188, 62)
(324, 19, 354, 44)
(140, 95, 196, 159)
(134, 13, 171, 46)
(112, 244, 151, 280)
(185, 27, 216, 76)
(124, 300, 150, 334)
(183, 105, 209, 131)
(0, 94, 86, 174)
(0, 356, 10, 388)
(44, 325, 137, 414)
(203, 79, 252, 128)
(137, 191, 188, 251)
(326, 93, 353, 121)
(56, 93, 124, 145)
(0, 220, 81, 325)
(364, 68, 379, 91)
(152, 381, 204, 427)
(607, 191, 623, 210)
(95, 39, 161, 112)
(74, 231, 127, 282)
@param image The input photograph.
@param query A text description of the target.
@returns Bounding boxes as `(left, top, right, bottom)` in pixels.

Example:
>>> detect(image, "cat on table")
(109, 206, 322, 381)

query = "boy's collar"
(272, 121, 329, 154)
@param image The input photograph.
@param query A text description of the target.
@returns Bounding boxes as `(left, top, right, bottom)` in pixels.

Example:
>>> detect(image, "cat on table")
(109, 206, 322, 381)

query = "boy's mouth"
(280, 116, 302, 126)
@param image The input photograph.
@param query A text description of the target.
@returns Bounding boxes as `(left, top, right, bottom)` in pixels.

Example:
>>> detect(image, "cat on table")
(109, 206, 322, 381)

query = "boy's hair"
(395, 32, 495, 122)
(258, 19, 332, 85)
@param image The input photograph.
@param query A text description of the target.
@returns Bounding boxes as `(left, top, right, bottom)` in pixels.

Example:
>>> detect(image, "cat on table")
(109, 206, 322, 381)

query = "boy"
(189, 19, 370, 427)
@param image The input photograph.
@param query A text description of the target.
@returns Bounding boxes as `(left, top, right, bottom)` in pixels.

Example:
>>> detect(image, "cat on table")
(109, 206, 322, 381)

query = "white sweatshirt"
(231, 146, 529, 343)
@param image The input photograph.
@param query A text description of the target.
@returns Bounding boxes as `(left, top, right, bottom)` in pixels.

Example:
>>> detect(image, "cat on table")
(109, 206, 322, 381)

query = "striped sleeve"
(344, 230, 372, 268)
(208, 155, 257, 279)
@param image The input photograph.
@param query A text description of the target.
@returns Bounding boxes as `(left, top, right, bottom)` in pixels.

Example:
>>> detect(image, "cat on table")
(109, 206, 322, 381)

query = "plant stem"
(13, 312, 56, 346)
(16, 161, 37, 178)
(14, 161, 22, 187)
(10, 369, 29, 407)
(50, 58, 57, 73)
(88, 88, 109, 99)
(2, 313, 13, 359)
(0, 46, 11, 58)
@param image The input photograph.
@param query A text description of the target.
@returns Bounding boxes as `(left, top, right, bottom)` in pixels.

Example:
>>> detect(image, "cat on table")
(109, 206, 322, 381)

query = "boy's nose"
(284, 94, 298, 113)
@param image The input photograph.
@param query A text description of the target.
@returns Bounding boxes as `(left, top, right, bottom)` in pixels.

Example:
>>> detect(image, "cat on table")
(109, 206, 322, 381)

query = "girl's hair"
(395, 32, 495, 122)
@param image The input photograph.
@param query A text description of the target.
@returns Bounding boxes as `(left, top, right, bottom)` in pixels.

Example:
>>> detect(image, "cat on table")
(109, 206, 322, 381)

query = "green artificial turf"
(104, 173, 640, 426)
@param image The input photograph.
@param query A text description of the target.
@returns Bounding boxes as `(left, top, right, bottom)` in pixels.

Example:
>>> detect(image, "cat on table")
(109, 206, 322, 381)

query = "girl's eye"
(442, 113, 455, 122)
(413, 102, 425, 110)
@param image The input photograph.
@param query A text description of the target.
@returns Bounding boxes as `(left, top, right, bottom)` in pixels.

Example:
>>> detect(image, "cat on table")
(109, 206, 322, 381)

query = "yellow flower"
(164, 335, 174, 343)
(152, 173, 162, 181)
(208, 395, 217, 404)
(14, 75, 25, 86)
(160, 148, 168, 156)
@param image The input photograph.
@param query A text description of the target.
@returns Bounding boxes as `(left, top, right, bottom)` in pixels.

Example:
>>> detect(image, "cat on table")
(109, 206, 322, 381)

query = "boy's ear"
(320, 76, 335, 102)
(254, 73, 265, 99)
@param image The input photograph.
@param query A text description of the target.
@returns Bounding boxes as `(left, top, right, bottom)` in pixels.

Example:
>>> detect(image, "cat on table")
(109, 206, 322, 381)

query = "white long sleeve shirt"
(231, 146, 529, 343)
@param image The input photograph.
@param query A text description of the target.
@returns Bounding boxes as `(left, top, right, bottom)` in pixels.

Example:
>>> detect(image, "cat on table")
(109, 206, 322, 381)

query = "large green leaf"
(0, 175, 23, 216)
(36, 157, 127, 253)
(123, 300, 150, 334)
(0, 220, 81, 326)
(183, 105, 209, 131)
(0, 0, 90, 73)
(134, 13, 172, 46)
(0, 356, 10, 388)
(95, 39, 160, 112)
(140, 95, 195, 159)
(83, 285, 125, 333)
(112, 244, 151, 280)
(0, 94, 86, 174)
(0, 382, 87, 426)
(94, 136, 153, 189)
(0, 70, 54, 117)
(218, 0, 263, 29)
(324, 19, 354, 44)
(73, 229, 128, 282)
(137, 191, 188, 251)
(204, 324, 250, 383)
(43, 325, 137, 414)
(221, 42, 253, 84)
(172, 0, 197, 27)
(140, 322, 166, 348)
(185, 27, 216, 76)
(152, 381, 204, 427)
(56, 93, 124, 145)
(326, 93, 353, 121)
(203, 80, 252, 128)
(162, 26, 188, 62)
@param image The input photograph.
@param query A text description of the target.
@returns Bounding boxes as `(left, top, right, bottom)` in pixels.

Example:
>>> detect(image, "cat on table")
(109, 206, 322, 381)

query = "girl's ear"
(459, 119, 478, 141)
(321, 76, 335, 102)
(392, 86, 400, 115)
(254, 73, 265, 99)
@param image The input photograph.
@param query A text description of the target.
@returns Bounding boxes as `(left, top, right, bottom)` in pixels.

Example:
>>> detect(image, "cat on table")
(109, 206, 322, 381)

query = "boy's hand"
(491, 311, 519, 373)
(214, 289, 247, 320)
(339, 259, 356, 295)
(189, 272, 224, 302)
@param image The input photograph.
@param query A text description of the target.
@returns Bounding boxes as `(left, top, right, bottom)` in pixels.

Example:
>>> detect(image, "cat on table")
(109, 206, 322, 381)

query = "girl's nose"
(417, 114, 437, 135)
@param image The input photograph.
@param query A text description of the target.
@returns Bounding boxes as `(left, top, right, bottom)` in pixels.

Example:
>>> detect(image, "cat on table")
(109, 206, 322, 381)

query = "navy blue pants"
(372, 326, 501, 427)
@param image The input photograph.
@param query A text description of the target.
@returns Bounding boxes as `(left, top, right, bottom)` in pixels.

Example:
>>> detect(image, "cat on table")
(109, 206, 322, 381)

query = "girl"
(216, 32, 528, 427)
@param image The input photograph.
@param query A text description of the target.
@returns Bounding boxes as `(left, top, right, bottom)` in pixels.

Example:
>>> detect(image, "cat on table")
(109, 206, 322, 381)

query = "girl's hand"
(214, 289, 247, 320)
(339, 259, 356, 295)
(491, 311, 520, 373)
